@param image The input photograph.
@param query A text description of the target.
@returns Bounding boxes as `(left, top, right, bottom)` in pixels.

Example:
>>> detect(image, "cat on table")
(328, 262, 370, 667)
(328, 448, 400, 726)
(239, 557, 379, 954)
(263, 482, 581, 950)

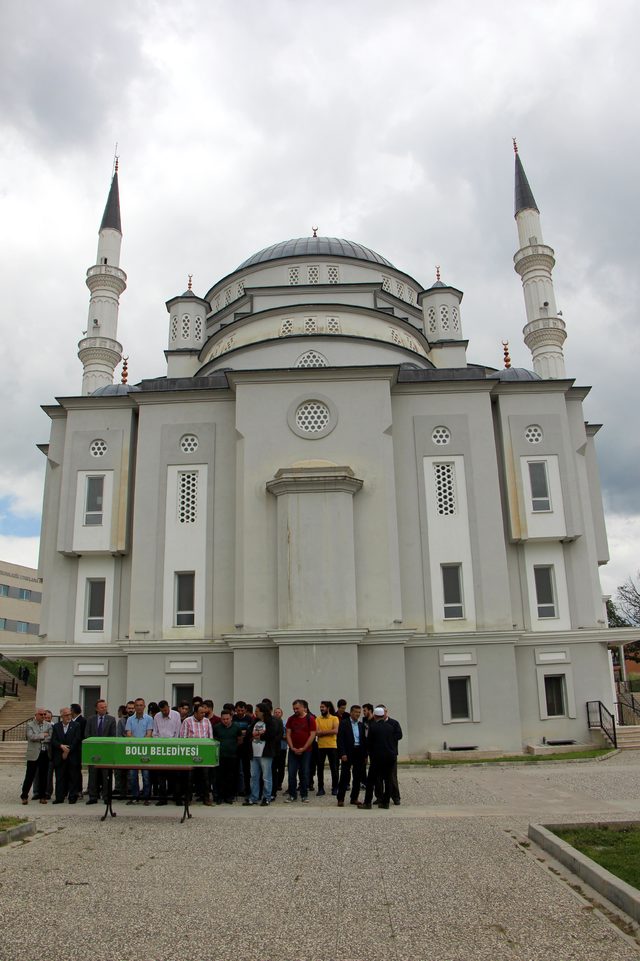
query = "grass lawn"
(553, 824, 640, 890)
(402, 748, 612, 766)
(0, 817, 26, 831)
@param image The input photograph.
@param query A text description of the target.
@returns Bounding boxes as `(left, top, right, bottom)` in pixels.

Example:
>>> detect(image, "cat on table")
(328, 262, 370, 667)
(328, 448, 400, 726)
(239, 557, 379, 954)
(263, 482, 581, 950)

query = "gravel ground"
(1, 754, 639, 961)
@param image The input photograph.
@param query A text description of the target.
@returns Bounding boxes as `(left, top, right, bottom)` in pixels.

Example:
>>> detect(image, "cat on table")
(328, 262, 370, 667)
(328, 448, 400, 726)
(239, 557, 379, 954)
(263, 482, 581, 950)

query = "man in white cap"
(358, 705, 396, 810)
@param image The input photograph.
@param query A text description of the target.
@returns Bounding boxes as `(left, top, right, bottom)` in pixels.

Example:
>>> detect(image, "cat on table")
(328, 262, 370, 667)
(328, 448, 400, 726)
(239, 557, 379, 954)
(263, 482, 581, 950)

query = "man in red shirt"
(284, 699, 317, 802)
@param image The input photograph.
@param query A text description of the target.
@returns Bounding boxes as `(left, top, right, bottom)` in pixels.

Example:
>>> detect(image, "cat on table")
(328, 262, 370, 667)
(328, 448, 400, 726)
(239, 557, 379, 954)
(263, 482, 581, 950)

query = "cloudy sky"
(0, 0, 638, 597)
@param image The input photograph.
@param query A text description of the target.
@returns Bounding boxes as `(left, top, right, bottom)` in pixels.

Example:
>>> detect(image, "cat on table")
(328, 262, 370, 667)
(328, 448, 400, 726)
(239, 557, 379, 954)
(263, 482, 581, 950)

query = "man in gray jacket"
(20, 709, 52, 804)
(85, 699, 116, 804)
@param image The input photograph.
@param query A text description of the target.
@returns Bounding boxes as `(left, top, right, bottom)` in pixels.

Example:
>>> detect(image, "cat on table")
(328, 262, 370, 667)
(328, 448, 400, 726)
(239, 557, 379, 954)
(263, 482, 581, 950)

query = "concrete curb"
(0, 820, 36, 846)
(529, 821, 640, 923)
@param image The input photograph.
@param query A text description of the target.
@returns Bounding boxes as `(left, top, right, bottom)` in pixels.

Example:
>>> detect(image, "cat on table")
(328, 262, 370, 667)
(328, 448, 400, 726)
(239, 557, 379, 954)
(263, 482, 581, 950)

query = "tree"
(616, 573, 640, 627)
(607, 598, 630, 628)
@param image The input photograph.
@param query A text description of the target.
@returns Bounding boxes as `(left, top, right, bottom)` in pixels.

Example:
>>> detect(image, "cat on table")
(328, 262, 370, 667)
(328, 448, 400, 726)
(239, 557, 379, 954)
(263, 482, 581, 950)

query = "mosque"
(12, 148, 626, 755)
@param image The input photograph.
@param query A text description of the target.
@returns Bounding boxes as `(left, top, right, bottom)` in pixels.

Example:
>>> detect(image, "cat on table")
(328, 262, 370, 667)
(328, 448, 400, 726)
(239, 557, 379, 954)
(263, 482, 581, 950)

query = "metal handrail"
(0, 679, 18, 698)
(586, 700, 617, 748)
(1, 719, 30, 742)
(615, 693, 640, 727)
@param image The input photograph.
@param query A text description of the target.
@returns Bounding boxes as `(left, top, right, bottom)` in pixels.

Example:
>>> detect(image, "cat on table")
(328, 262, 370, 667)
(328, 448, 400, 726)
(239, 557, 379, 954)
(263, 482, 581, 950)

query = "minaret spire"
(77, 162, 127, 395)
(512, 144, 566, 378)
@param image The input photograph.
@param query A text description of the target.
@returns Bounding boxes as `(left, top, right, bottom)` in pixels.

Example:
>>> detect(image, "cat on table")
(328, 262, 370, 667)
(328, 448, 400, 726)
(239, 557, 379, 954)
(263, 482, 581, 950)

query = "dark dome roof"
(487, 367, 541, 382)
(237, 237, 394, 270)
(91, 383, 141, 396)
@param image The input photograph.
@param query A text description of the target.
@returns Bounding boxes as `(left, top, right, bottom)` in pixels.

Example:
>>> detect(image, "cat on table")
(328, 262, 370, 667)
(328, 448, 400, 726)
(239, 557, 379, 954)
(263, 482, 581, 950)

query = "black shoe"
(260, 798, 270, 806)
(86, 799, 98, 805)
(392, 798, 401, 806)
(68, 798, 77, 804)
(155, 800, 168, 807)
(380, 802, 390, 809)
(357, 802, 372, 810)
(52, 799, 63, 804)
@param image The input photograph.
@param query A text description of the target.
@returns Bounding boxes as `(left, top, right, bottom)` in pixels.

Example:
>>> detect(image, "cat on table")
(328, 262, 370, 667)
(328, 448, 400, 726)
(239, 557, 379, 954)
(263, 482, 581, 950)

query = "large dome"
(237, 236, 395, 270)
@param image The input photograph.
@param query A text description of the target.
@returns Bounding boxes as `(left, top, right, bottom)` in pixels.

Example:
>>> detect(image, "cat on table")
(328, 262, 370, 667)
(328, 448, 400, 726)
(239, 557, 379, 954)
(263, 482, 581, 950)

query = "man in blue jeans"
(284, 699, 316, 802)
(125, 697, 153, 804)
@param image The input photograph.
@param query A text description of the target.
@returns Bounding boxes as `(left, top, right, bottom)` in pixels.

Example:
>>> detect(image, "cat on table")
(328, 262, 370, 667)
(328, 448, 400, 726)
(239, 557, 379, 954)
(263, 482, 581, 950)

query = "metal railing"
(0, 678, 18, 698)
(615, 691, 640, 726)
(1, 719, 30, 742)
(586, 700, 617, 748)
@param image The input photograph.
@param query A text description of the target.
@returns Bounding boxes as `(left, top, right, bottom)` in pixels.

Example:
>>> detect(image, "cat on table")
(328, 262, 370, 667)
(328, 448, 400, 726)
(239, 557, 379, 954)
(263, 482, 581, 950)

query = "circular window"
(525, 425, 543, 444)
(432, 426, 451, 446)
(296, 401, 330, 434)
(180, 434, 199, 453)
(90, 439, 107, 457)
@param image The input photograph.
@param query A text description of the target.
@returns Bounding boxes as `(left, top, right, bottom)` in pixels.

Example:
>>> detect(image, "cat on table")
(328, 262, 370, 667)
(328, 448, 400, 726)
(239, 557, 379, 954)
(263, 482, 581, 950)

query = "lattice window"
(452, 307, 460, 331)
(178, 471, 198, 524)
(434, 463, 456, 515)
(431, 426, 451, 446)
(90, 439, 107, 457)
(406, 289, 416, 305)
(327, 265, 339, 284)
(308, 265, 320, 285)
(428, 307, 437, 335)
(194, 317, 203, 341)
(180, 434, 199, 454)
(295, 401, 330, 434)
(382, 276, 392, 293)
(181, 315, 190, 339)
(390, 329, 403, 345)
(525, 425, 543, 444)
(171, 316, 178, 341)
(440, 305, 450, 331)
(280, 319, 293, 336)
(224, 287, 232, 305)
(296, 350, 329, 368)
(327, 317, 341, 333)
(237, 281, 245, 297)
(407, 337, 420, 352)
(289, 267, 300, 285)
(222, 335, 235, 352)
(396, 281, 405, 299)
(304, 318, 317, 334)
(215, 295, 220, 311)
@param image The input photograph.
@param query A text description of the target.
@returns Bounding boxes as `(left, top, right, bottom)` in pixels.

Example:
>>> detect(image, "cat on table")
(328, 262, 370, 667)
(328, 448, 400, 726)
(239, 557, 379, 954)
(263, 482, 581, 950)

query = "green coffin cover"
(81, 736, 219, 768)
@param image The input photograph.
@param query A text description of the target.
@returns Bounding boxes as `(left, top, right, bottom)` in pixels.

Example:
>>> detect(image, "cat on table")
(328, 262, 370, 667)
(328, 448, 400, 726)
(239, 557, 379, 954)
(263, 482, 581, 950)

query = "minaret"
(513, 141, 566, 378)
(77, 159, 126, 394)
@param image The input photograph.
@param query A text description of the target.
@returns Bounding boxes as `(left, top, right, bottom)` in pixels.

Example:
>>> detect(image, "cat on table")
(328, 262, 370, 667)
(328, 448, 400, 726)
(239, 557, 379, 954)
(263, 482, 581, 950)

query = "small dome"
(237, 237, 394, 270)
(487, 367, 541, 382)
(90, 383, 141, 396)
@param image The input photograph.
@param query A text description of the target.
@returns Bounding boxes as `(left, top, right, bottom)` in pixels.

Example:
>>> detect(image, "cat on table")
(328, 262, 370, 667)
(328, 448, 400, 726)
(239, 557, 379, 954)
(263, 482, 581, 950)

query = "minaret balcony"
(513, 245, 555, 275)
(86, 264, 127, 294)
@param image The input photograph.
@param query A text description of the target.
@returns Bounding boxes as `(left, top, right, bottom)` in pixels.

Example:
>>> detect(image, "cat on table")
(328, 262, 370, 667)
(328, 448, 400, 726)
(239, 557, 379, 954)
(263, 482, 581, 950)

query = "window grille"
(434, 463, 456, 515)
(431, 426, 451, 446)
(178, 472, 198, 524)
(181, 314, 190, 339)
(171, 316, 178, 340)
(295, 351, 328, 368)
(308, 265, 320, 285)
(180, 435, 199, 454)
(327, 266, 339, 283)
(440, 305, 450, 332)
(304, 318, 317, 334)
(327, 317, 341, 333)
(280, 319, 293, 335)
(194, 317, 203, 341)
(289, 267, 300, 285)
(295, 401, 330, 434)
(90, 439, 107, 457)
(525, 425, 543, 444)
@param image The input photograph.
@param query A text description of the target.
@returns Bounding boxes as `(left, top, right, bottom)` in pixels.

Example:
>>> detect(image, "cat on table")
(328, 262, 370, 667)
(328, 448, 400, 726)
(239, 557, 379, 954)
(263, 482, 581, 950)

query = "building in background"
(4, 149, 635, 754)
(0, 561, 42, 644)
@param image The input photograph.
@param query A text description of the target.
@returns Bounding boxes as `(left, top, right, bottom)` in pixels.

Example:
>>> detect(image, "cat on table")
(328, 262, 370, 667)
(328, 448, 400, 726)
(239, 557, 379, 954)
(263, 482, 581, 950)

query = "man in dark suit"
(336, 704, 366, 807)
(84, 699, 116, 805)
(51, 707, 82, 804)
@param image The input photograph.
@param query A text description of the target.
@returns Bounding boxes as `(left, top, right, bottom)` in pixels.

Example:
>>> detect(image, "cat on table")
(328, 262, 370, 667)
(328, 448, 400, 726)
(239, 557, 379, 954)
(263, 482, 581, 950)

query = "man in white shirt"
(153, 700, 181, 806)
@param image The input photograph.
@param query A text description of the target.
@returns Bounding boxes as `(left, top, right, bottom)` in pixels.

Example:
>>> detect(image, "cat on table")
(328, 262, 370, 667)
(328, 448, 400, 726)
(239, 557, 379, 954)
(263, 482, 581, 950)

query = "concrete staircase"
(0, 681, 37, 765)
(616, 725, 640, 750)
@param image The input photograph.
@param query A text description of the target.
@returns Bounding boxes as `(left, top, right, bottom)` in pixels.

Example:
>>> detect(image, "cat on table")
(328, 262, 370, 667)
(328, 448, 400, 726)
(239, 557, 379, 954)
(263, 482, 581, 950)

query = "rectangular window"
(0, 617, 5, 629)
(18, 588, 31, 601)
(16, 621, 29, 633)
(175, 572, 195, 626)
(86, 579, 106, 631)
(442, 564, 464, 619)
(544, 675, 566, 716)
(85, 476, 104, 526)
(448, 676, 471, 720)
(534, 566, 557, 618)
(0, 584, 8, 597)
(529, 461, 551, 512)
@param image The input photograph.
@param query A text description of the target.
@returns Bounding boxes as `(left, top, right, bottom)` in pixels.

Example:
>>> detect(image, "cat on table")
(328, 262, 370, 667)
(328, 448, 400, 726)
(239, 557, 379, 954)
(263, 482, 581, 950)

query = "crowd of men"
(20, 697, 403, 810)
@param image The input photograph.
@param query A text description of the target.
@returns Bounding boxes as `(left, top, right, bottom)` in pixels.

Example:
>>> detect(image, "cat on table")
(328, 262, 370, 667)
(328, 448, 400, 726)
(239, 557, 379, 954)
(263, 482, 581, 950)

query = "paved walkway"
(1, 754, 639, 961)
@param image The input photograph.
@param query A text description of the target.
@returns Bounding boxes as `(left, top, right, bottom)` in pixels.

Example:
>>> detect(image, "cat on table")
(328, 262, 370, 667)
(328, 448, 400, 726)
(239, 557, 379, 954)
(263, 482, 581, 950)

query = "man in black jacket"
(336, 705, 365, 807)
(51, 708, 82, 804)
(84, 699, 117, 804)
(358, 706, 397, 810)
